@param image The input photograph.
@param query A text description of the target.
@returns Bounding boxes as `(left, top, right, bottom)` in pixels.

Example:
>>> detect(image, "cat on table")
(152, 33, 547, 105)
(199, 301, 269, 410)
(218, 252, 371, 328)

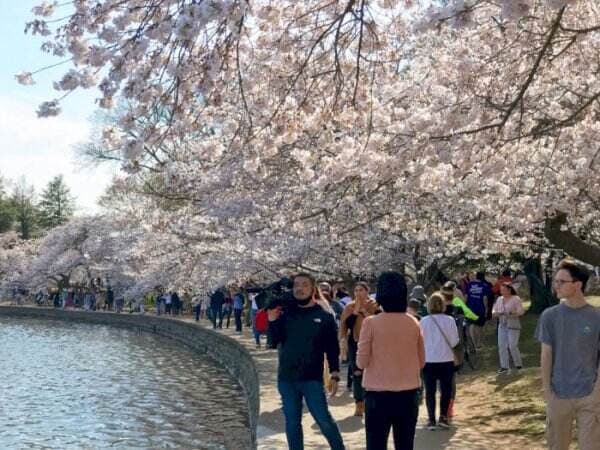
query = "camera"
(249, 277, 294, 310)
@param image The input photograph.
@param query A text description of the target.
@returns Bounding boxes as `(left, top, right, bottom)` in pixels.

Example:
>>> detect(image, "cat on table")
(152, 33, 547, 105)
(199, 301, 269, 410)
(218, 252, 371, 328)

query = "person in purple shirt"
(466, 271, 492, 349)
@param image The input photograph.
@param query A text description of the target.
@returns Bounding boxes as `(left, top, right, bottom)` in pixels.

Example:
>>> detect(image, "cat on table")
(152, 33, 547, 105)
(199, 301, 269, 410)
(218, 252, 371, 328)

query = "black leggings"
(423, 361, 454, 421)
(365, 389, 419, 450)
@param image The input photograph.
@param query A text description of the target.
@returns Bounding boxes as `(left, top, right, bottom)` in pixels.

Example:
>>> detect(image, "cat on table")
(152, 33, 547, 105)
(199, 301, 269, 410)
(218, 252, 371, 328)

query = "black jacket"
(269, 304, 340, 382)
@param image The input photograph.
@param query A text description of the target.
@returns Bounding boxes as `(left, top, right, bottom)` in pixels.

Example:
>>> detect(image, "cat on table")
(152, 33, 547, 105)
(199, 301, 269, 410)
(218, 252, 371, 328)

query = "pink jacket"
(357, 313, 425, 392)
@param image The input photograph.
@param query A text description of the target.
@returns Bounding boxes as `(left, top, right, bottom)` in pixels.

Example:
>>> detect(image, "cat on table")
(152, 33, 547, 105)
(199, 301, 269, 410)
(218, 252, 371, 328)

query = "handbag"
(430, 315, 463, 367)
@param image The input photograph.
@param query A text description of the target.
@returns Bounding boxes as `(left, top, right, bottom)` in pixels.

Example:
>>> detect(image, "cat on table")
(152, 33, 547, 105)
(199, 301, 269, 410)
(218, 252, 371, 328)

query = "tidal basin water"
(0, 317, 250, 449)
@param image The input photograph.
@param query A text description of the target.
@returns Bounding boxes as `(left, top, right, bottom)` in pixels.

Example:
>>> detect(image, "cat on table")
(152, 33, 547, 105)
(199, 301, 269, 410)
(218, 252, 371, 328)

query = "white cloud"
(0, 95, 117, 213)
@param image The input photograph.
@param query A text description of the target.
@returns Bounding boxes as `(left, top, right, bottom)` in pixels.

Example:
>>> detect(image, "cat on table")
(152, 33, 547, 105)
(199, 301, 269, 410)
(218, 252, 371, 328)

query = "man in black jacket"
(209, 288, 225, 329)
(268, 273, 345, 450)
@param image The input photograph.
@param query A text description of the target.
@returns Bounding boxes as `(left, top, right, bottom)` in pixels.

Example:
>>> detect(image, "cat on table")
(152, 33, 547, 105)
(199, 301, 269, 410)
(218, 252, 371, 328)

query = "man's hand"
(268, 307, 282, 322)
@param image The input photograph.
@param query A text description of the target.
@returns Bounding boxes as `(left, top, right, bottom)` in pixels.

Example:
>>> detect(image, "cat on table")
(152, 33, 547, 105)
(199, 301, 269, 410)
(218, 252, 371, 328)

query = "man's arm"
(267, 309, 285, 347)
(541, 343, 553, 401)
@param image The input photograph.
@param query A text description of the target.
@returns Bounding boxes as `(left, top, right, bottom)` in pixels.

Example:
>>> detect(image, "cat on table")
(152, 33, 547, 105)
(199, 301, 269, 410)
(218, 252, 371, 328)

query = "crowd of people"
(263, 260, 599, 450)
(6, 259, 599, 450)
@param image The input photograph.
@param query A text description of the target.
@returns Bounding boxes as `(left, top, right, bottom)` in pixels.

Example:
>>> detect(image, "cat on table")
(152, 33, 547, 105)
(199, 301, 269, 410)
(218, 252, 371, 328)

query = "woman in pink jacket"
(357, 272, 425, 450)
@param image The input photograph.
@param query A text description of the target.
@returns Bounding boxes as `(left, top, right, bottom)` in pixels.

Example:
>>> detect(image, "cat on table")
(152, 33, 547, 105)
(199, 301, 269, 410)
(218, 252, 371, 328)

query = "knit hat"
(410, 285, 426, 301)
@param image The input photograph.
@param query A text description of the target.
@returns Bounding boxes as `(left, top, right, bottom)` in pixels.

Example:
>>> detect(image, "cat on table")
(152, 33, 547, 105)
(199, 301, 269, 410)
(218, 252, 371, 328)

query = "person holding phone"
(268, 272, 345, 450)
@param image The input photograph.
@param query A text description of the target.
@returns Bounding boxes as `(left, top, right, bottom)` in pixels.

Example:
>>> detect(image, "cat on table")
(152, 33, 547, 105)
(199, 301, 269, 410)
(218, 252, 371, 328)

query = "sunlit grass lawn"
(456, 295, 600, 442)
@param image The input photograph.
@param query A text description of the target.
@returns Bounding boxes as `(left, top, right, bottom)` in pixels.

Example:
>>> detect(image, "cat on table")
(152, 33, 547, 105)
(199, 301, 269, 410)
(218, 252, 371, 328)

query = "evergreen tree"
(38, 175, 75, 229)
(0, 175, 15, 233)
(10, 178, 37, 240)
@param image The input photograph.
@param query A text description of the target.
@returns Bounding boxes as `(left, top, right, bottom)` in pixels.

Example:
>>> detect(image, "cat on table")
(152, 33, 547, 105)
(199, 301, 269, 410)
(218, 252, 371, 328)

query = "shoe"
(427, 420, 437, 430)
(354, 401, 365, 417)
(438, 416, 451, 429)
(516, 366, 523, 370)
(497, 368, 509, 374)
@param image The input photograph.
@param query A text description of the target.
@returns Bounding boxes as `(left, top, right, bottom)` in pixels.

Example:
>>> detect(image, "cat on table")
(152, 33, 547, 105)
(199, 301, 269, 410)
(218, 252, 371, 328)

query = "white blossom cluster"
(11, 0, 600, 290)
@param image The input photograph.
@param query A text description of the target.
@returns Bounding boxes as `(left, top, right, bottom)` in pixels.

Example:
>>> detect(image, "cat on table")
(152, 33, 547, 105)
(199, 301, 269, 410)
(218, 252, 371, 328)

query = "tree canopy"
(14, 0, 600, 293)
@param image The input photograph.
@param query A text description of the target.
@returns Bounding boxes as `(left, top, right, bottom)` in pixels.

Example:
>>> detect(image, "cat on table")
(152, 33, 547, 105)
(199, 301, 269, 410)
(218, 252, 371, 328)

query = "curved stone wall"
(0, 306, 259, 449)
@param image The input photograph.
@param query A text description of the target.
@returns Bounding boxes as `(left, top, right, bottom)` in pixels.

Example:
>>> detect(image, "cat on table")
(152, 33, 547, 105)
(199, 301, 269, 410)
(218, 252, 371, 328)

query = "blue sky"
(0, 1, 117, 213)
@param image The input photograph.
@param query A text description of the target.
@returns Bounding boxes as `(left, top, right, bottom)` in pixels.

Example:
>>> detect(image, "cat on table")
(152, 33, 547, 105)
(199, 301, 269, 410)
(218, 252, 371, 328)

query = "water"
(0, 317, 250, 449)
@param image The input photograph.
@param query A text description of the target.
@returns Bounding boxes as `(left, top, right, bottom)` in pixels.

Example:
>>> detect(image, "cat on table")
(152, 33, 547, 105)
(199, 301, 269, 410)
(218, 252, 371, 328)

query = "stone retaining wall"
(0, 306, 259, 449)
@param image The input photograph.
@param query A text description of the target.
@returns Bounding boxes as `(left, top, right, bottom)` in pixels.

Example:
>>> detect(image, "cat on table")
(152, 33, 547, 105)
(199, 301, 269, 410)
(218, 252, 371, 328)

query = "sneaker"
(438, 417, 451, 429)
(515, 365, 523, 370)
(497, 368, 509, 375)
(427, 420, 437, 430)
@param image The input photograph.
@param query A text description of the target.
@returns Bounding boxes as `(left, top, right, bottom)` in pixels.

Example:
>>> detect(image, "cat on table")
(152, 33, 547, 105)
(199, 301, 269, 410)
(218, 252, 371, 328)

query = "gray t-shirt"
(535, 303, 600, 399)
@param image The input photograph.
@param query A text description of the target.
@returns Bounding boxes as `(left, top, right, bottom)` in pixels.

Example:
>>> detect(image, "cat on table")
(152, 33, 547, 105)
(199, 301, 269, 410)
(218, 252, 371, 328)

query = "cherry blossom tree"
(20, 0, 600, 284)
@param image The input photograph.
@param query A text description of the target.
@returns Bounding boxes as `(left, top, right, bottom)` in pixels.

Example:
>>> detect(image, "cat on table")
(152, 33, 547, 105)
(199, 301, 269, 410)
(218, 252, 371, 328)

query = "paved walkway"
(180, 316, 543, 450)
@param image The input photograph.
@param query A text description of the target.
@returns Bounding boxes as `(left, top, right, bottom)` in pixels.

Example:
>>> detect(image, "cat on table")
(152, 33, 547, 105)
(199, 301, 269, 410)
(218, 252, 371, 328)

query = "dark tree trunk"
(524, 257, 557, 314)
(544, 213, 600, 266)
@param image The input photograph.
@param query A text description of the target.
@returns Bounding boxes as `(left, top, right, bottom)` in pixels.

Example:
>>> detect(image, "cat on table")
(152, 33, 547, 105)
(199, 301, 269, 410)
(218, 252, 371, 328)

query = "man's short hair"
(557, 259, 590, 292)
(293, 273, 316, 286)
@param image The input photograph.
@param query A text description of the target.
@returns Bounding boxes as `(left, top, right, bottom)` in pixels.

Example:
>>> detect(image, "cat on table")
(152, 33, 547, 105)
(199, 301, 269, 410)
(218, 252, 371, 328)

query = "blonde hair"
(427, 292, 445, 314)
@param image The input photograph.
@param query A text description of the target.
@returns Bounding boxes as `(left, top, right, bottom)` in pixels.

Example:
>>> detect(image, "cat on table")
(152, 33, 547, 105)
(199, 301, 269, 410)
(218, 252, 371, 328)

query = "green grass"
(456, 296, 600, 442)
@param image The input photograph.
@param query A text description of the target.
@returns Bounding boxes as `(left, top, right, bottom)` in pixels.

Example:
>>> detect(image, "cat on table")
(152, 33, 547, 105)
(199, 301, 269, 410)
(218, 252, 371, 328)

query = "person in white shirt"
(420, 293, 459, 430)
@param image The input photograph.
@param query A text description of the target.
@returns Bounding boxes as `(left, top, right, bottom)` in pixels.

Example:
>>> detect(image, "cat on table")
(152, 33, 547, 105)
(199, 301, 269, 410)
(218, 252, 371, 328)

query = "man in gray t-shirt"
(534, 259, 600, 450)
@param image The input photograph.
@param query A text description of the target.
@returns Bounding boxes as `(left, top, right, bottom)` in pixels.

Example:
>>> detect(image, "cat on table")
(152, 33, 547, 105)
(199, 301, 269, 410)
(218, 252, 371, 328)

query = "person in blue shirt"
(466, 271, 492, 349)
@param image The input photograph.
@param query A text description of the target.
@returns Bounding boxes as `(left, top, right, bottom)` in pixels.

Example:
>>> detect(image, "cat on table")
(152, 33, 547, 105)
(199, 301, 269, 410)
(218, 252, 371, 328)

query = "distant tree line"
(0, 173, 75, 239)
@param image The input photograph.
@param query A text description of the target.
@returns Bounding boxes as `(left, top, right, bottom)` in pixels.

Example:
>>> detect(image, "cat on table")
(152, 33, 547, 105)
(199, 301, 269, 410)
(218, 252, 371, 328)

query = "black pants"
(422, 361, 454, 422)
(234, 308, 243, 332)
(211, 307, 223, 328)
(347, 339, 364, 402)
(365, 389, 419, 450)
(194, 305, 201, 321)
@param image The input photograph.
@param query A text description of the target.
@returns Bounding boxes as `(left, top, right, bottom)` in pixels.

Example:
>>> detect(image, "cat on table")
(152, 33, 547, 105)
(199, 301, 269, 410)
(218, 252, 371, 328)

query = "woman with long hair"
(357, 272, 425, 449)
(492, 282, 524, 374)
(339, 282, 379, 416)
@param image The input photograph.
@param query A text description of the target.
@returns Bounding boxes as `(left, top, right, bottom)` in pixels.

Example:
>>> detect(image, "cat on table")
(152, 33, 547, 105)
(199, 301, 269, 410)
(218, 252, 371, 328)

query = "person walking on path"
(465, 272, 491, 349)
(193, 295, 202, 322)
(268, 273, 345, 450)
(339, 281, 379, 417)
(106, 287, 114, 311)
(420, 293, 459, 430)
(210, 288, 225, 329)
(357, 271, 425, 450)
(535, 259, 600, 450)
(492, 282, 524, 374)
(409, 284, 428, 317)
(440, 281, 476, 418)
(223, 294, 233, 328)
(233, 290, 245, 333)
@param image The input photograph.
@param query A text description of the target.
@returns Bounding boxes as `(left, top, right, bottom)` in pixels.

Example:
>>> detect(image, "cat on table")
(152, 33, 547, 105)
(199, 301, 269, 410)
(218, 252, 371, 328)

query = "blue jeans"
(251, 309, 263, 345)
(278, 380, 345, 450)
